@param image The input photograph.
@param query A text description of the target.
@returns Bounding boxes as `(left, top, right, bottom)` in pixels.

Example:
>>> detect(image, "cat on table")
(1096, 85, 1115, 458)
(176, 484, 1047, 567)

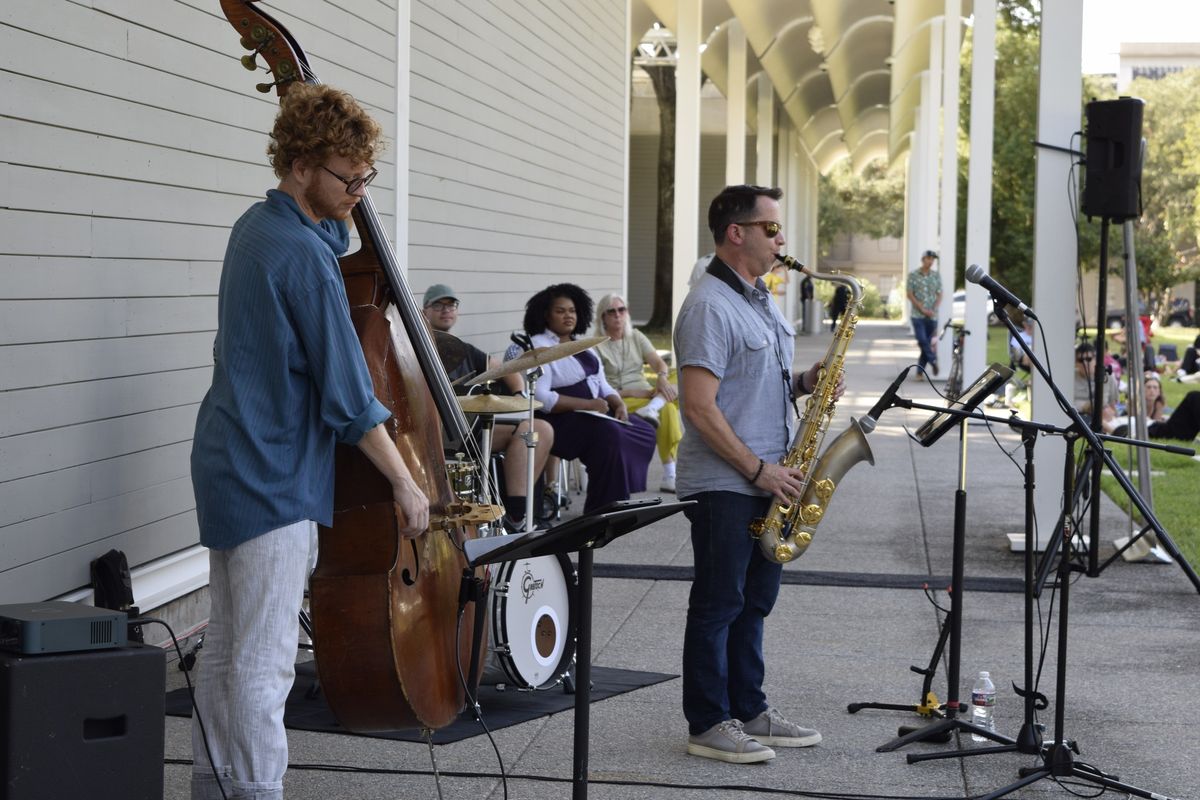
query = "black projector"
(0, 601, 127, 654)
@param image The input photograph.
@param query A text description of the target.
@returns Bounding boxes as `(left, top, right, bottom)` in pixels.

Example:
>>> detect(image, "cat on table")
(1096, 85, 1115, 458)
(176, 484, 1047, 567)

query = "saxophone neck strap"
(706, 256, 798, 424)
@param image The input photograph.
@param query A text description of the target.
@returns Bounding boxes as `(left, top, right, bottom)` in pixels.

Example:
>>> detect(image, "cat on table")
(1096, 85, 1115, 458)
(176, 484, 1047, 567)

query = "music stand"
(464, 498, 693, 800)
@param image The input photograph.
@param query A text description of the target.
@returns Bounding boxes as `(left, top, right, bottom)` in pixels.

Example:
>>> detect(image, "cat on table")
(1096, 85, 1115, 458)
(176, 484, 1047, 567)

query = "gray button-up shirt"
(673, 257, 796, 498)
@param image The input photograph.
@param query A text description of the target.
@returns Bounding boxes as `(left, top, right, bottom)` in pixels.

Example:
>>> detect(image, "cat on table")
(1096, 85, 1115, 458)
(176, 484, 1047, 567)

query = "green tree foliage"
(1124, 69, 1200, 318)
(957, 4, 1041, 304)
(959, 1, 1199, 322)
(816, 159, 905, 257)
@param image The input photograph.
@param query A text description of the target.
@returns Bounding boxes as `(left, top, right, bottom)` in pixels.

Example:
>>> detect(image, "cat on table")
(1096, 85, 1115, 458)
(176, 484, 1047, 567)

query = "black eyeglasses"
(429, 299, 459, 311)
(604, 306, 628, 315)
(736, 220, 782, 237)
(321, 165, 378, 195)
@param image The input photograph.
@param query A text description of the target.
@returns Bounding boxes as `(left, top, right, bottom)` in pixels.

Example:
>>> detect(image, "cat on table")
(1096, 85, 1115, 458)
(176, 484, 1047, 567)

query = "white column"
(756, 74, 774, 186)
(939, 2, 960, 311)
(805, 149, 818, 273)
(903, 151, 914, 292)
(671, 0, 702, 327)
(725, 20, 747, 185)
(393, 1, 411, 267)
(778, 113, 796, 321)
(1028, 0, 1084, 549)
(925, 18, 944, 334)
(906, 106, 920, 276)
(963, 0, 995, 381)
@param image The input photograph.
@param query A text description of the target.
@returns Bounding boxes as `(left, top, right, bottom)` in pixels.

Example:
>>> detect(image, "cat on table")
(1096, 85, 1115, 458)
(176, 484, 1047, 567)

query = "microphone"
(965, 263, 1038, 321)
(859, 366, 911, 434)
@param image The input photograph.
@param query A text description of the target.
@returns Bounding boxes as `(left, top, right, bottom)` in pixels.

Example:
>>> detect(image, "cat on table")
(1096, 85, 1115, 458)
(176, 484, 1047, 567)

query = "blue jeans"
(911, 316, 938, 369)
(681, 491, 783, 734)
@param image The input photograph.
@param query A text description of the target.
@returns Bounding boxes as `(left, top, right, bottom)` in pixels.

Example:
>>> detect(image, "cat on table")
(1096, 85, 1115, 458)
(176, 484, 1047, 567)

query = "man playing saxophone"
(673, 184, 839, 764)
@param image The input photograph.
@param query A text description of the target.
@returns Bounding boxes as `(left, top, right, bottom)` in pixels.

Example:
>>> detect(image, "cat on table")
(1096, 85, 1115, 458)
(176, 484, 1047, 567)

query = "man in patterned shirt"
(906, 249, 943, 377)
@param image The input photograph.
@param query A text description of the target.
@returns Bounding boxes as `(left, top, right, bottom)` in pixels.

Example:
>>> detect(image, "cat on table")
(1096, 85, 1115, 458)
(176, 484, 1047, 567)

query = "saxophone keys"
(814, 478, 835, 502)
(800, 504, 824, 525)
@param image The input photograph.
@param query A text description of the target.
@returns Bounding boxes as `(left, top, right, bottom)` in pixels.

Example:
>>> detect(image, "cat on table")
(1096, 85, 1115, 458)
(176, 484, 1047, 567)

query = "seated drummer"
(422, 284, 553, 529)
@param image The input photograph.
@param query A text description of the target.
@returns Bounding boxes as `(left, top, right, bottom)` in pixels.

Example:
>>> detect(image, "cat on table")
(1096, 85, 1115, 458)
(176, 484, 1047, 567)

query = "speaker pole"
(1085, 218, 1110, 574)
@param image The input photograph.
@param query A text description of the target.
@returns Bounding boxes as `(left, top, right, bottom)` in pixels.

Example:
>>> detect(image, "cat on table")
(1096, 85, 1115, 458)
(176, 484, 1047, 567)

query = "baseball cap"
(422, 284, 458, 307)
(922, 250, 939, 260)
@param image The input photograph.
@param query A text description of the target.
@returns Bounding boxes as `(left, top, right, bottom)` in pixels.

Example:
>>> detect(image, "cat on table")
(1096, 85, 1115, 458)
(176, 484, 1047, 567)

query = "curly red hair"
(267, 83, 384, 178)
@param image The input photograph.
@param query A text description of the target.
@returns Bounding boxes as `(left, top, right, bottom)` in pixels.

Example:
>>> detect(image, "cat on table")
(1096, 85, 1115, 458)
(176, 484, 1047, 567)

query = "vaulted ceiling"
(634, 0, 971, 174)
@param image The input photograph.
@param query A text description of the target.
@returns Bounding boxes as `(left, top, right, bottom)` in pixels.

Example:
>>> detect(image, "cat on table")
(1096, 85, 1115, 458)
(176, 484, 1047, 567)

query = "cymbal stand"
(518, 366, 544, 532)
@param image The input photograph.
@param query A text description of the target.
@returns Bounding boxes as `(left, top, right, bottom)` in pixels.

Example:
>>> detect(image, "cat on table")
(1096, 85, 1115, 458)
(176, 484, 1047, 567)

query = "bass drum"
(484, 553, 576, 689)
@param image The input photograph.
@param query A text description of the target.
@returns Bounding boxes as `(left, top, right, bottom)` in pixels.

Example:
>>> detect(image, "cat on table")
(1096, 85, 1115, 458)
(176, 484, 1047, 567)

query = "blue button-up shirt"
(673, 257, 796, 498)
(191, 190, 390, 549)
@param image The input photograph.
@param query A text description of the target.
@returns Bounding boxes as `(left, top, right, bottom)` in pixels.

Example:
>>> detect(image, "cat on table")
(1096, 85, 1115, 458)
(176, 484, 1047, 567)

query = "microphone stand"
(898, 301, 1193, 800)
(867, 395, 1060, 757)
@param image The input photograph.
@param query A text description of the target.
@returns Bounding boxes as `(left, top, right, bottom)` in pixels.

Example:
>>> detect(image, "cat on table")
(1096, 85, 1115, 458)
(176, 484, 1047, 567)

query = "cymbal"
(456, 394, 542, 414)
(467, 336, 610, 386)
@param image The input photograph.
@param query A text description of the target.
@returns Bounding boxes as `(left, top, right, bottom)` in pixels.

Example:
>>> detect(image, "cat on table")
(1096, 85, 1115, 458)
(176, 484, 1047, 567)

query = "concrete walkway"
(162, 319, 1199, 799)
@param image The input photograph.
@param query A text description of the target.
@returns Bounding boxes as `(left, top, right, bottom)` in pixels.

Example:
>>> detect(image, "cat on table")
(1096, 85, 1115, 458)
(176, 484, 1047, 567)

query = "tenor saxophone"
(748, 255, 875, 563)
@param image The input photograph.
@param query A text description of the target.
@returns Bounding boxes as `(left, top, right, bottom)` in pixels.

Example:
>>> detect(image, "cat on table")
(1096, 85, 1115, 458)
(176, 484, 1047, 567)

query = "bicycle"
(939, 318, 967, 401)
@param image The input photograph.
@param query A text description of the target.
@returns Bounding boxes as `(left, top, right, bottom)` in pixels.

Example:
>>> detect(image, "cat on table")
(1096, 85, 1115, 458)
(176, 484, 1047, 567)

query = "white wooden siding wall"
(407, 0, 628, 354)
(0, 0, 397, 604)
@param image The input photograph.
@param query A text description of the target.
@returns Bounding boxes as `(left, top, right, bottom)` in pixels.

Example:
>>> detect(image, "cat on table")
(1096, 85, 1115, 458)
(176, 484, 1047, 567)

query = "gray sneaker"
(687, 719, 776, 764)
(741, 707, 822, 747)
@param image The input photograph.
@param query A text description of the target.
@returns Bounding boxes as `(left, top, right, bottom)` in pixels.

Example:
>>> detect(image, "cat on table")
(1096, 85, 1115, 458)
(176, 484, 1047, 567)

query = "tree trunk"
(643, 64, 676, 331)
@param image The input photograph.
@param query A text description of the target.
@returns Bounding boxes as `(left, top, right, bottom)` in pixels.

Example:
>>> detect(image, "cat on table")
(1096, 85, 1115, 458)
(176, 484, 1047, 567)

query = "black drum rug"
(165, 661, 675, 745)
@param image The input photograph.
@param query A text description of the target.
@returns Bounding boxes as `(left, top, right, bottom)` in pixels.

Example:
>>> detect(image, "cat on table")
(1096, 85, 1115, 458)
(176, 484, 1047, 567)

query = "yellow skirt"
(623, 396, 683, 463)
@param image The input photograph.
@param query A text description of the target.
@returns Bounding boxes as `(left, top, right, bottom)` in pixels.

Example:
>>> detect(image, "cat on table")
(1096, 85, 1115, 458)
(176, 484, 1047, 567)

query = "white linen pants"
(191, 520, 317, 800)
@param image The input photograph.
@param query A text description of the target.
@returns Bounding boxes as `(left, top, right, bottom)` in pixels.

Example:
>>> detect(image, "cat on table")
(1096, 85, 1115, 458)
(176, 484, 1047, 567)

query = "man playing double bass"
(189, 83, 428, 800)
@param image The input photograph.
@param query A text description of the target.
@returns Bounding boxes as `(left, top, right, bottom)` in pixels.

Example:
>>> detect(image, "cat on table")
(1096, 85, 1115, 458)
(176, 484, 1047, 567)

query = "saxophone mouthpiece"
(776, 253, 805, 272)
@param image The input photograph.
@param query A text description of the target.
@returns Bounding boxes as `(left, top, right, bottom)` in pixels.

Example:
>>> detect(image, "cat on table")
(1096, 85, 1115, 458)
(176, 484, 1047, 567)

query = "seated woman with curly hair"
(510, 283, 657, 512)
(594, 293, 683, 493)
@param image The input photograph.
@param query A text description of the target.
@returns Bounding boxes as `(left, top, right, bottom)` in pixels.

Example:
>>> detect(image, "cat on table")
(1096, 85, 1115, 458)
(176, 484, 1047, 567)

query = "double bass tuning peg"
(239, 35, 273, 71)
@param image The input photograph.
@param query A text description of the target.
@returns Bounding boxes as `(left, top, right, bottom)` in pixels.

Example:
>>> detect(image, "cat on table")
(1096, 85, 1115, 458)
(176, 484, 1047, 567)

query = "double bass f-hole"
(401, 539, 420, 587)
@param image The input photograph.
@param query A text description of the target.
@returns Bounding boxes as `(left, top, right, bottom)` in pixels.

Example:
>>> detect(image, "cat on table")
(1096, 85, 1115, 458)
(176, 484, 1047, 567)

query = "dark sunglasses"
(736, 220, 782, 237)
(604, 306, 628, 315)
(321, 165, 378, 195)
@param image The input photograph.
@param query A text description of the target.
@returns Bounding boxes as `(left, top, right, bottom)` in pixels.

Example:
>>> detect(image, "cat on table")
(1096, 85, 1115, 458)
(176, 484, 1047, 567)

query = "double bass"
(218, 0, 498, 731)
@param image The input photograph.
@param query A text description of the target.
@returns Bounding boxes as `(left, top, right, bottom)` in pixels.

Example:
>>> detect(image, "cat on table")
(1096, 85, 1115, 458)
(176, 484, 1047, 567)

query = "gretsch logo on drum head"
(521, 566, 545, 603)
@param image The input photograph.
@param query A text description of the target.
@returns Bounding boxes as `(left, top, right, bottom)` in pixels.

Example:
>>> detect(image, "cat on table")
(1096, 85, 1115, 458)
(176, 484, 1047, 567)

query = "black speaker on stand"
(1, 644, 165, 800)
(1081, 97, 1144, 222)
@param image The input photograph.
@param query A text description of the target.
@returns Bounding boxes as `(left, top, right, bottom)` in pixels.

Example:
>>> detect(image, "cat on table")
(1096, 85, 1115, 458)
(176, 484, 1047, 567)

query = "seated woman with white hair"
(593, 293, 684, 492)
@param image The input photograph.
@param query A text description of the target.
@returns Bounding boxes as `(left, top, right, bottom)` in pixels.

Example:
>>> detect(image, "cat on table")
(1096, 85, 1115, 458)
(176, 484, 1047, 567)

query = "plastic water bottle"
(970, 670, 997, 742)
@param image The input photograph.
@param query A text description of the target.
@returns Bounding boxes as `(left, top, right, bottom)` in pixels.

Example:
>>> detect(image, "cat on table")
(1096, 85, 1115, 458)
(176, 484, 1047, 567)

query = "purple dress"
(538, 349, 657, 512)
